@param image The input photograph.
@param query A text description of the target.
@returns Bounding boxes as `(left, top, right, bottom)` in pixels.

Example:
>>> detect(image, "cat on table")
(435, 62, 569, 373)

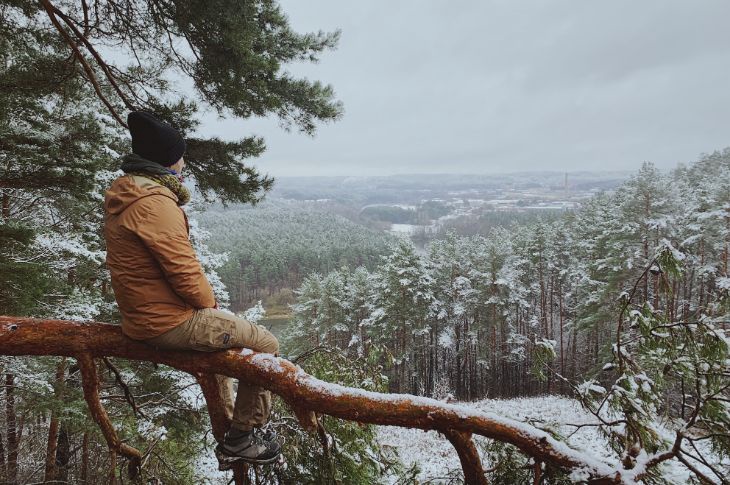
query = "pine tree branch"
(441, 429, 488, 485)
(1, 316, 639, 483)
(37, 0, 128, 127)
(101, 357, 147, 419)
(50, 4, 136, 111)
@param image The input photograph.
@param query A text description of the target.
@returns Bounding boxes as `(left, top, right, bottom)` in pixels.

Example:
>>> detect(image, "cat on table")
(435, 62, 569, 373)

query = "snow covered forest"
(196, 200, 395, 311)
(286, 157, 730, 401)
(280, 155, 730, 482)
(1, 144, 729, 482)
(1, 0, 729, 483)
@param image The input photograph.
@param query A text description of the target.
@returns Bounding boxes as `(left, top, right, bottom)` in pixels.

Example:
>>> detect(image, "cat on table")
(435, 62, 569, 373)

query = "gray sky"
(198, 0, 730, 177)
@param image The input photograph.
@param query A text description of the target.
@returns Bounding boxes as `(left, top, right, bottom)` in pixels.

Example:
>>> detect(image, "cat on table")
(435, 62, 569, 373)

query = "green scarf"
(120, 154, 191, 206)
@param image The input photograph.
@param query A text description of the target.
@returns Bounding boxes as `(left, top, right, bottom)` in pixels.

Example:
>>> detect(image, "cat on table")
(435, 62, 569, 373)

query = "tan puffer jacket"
(104, 174, 215, 340)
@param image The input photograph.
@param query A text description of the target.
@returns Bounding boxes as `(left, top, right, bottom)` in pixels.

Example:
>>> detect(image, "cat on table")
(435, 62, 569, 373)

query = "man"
(103, 111, 281, 467)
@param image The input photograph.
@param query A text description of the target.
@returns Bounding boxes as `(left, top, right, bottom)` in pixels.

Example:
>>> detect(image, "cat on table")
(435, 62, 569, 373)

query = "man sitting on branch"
(103, 111, 281, 467)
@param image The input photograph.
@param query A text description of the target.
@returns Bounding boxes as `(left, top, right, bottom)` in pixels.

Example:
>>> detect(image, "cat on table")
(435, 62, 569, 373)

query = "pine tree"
(5, 0, 343, 203)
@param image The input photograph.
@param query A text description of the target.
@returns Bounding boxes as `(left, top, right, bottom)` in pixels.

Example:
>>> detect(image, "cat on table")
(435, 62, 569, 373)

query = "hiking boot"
(216, 427, 282, 468)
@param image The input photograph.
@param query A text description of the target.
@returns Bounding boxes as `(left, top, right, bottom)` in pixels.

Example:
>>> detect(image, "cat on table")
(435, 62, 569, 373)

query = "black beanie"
(127, 111, 186, 166)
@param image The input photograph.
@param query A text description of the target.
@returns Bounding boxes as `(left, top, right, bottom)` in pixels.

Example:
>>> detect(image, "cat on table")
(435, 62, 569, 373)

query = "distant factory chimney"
(564, 172, 568, 194)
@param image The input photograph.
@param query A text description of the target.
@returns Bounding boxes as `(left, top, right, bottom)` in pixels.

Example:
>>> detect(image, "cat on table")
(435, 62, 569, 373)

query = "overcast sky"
(198, 0, 730, 177)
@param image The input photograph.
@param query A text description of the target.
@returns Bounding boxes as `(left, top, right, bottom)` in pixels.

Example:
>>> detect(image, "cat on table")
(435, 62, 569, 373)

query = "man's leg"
(187, 309, 279, 432)
(145, 311, 236, 421)
(185, 309, 281, 464)
(146, 309, 281, 464)
(230, 320, 278, 431)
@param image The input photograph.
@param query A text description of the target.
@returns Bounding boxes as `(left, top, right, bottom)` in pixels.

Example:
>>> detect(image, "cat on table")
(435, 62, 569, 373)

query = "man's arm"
(129, 195, 216, 309)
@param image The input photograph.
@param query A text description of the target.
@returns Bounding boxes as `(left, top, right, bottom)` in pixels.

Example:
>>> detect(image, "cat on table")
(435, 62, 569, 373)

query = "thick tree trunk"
(44, 412, 60, 481)
(56, 425, 71, 482)
(0, 316, 627, 483)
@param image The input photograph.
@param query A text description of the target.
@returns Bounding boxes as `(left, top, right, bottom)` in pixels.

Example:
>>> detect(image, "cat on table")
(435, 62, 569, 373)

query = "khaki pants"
(145, 308, 279, 431)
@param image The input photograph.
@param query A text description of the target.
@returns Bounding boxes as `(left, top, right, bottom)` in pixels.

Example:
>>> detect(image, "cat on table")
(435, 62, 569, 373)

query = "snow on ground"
(378, 395, 609, 483)
(193, 394, 723, 483)
(377, 395, 713, 484)
(379, 426, 462, 480)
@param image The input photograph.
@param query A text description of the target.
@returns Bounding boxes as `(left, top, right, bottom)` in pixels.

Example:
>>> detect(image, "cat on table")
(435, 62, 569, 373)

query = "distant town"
(268, 171, 632, 237)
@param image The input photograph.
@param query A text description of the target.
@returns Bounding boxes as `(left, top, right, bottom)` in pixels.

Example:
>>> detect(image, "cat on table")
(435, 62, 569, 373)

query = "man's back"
(104, 174, 215, 340)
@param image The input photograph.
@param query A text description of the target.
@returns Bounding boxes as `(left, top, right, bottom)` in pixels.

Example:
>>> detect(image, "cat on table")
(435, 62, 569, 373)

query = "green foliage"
(531, 338, 557, 383)
(198, 201, 395, 311)
(2, 0, 342, 203)
(482, 440, 572, 484)
(104, 363, 211, 483)
(577, 246, 730, 480)
(288, 153, 730, 481)
(0, 223, 51, 315)
(262, 347, 396, 484)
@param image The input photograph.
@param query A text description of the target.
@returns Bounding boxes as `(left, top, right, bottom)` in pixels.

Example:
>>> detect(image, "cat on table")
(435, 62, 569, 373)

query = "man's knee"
(236, 317, 279, 355)
(260, 332, 279, 355)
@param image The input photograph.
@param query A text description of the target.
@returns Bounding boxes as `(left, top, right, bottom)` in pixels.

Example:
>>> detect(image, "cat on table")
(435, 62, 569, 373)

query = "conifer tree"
(4, 0, 342, 203)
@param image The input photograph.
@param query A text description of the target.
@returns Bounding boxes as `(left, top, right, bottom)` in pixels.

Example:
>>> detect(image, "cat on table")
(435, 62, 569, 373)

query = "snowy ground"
(378, 395, 610, 483)
(196, 394, 723, 483)
(377, 395, 717, 484)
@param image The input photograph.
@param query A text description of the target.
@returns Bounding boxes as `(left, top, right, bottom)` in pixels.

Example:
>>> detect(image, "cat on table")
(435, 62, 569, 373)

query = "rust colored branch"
(442, 429, 488, 485)
(291, 406, 318, 432)
(38, 0, 128, 127)
(194, 373, 232, 442)
(0, 317, 624, 483)
(77, 353, 141, 479)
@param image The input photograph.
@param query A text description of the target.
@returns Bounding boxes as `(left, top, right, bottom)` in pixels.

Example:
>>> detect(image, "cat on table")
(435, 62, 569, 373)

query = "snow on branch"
(0, 316, 650, 484)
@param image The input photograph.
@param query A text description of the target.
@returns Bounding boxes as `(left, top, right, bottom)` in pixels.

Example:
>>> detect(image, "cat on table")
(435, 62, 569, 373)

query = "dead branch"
(194, 373, 249, 484)
(194, 373, 232, 442)
(102, 357, 146, 419)
(0, 317, 627, 483)
(291, 406, 318, 432)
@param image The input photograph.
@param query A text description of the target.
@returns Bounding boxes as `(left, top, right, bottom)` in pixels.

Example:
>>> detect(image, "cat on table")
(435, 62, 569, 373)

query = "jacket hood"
(104, 175, 177, 216)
